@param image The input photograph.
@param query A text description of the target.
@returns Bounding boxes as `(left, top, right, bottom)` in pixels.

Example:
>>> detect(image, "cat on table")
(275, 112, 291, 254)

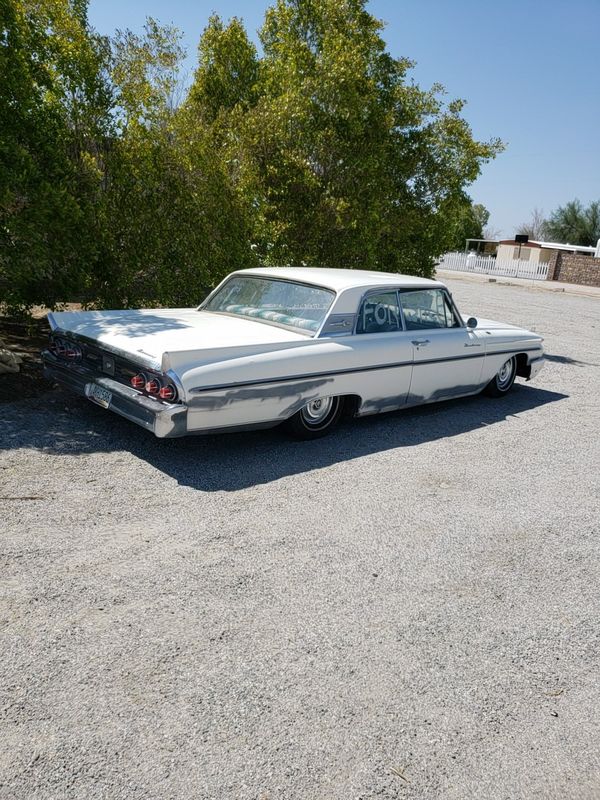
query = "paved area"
(437, 268, 600, 298)
(1, 279, 599, 799)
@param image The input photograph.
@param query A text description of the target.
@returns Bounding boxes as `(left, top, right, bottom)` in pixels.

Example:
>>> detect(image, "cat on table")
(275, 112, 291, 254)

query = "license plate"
(87, 383, 112, 408)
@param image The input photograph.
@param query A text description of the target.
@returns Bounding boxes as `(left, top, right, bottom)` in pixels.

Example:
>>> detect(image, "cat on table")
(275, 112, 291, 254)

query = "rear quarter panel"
(178, 335, 412, 431)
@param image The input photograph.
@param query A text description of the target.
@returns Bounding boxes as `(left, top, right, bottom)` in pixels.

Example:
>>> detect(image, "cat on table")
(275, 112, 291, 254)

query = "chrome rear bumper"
(42, 352, 188, 438)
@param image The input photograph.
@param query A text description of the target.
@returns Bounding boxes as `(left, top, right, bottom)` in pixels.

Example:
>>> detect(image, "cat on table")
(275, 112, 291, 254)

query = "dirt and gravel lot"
(1, 278, 599, 800)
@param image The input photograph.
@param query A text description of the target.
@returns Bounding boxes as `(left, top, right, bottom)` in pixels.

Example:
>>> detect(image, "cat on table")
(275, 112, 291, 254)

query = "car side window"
(399, 289, 460, 330)
(356, 291, 402, 334)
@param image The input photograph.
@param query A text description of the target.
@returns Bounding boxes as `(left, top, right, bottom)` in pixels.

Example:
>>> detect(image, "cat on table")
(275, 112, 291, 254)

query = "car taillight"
(51, 338, 81, 360)
(145, 377, 161, 395)
(65, 345, 82, 360)
(159, 384, 177, 402)
(130, 373, 146, 389)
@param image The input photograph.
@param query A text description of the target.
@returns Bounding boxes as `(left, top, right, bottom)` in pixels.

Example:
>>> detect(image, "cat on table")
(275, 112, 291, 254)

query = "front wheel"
(484, 356, 517, 397)
(285, 396, 344, 440)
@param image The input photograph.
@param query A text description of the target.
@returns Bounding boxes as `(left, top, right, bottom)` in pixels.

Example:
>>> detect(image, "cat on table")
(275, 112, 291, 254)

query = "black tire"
(285, 396, 344, 440)
(484, 355, 517, 397)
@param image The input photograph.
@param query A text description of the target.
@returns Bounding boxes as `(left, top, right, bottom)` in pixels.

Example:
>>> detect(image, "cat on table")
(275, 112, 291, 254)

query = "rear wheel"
(285, 396, 344, 439)
(484, 356, 517, 397)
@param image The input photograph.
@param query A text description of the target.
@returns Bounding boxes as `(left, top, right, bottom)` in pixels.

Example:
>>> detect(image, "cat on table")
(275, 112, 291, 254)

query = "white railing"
(438, 252, 549, 280)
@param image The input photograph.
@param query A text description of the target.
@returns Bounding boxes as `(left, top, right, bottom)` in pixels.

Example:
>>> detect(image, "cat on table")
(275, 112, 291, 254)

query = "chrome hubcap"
(301, 397, 334, 424)
(497, 358, 514, 389)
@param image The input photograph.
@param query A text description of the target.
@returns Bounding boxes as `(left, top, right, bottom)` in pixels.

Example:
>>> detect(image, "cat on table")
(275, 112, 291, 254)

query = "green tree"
(201, 0, 503, 276)
(95, 18, 256, 307)
(446, 199, 490, 251)
(0, 0, 112, 311)
(188, 15, 259, 125)
(1, 6, 255, 312)
(2, 0, 505, 312)
(544, 199, 600, 247)
(111, 17, 184, 129)
(96, 123, 256, 308)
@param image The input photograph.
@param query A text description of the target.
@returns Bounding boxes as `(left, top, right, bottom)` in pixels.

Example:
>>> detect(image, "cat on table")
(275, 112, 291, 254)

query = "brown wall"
(546, 251, 600, 287)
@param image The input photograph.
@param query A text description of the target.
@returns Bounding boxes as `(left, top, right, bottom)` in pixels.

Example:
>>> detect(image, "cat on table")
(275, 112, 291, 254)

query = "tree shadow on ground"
(2, 384, 568, 492)
(544, 353, 599, 367)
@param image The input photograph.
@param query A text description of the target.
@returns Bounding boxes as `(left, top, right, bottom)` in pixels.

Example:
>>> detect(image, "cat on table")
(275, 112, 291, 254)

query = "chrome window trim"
(445, 289, 466, 328)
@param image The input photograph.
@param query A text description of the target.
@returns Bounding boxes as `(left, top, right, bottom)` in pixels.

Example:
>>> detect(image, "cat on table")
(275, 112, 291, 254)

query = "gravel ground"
(1, 279, 599, 800)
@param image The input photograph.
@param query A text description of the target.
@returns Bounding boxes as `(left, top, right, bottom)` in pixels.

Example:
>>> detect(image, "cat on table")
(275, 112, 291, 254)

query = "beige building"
(496, 239, 596, 264)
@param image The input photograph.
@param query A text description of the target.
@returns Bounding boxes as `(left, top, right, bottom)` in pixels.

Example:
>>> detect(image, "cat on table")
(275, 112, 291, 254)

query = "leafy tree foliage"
(446, 200, 490, 251)
(188, 0, 501, 277)
(0, 0, 111, 309)
(96, 19, 256, 307)
(1, 0, 501, 311)
(544, 199, 600, 247)
(1, 3, 255, 311)
(188, 15, 259, 125)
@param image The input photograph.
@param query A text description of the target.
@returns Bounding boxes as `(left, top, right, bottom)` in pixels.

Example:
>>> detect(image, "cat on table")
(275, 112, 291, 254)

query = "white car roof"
(235, 266, 444, 292)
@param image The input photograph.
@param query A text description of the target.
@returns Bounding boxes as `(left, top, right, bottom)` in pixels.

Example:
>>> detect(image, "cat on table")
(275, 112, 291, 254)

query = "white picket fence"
(439, 251, 549, 280)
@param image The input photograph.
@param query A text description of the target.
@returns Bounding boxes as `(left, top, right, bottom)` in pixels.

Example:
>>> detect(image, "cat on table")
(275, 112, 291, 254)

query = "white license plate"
(88, 383, 112, 408)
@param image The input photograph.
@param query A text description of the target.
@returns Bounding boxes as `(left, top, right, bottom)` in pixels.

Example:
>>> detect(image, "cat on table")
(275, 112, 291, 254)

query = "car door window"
(356, 291, 401, 334)
(399, 289, 460, 330)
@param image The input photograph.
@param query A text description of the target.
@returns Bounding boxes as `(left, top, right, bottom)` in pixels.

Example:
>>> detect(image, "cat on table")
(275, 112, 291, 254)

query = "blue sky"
(88, 0, 600, 238)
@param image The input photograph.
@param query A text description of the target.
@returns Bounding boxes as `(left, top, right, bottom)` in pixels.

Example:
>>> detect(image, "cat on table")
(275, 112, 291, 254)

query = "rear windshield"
(202, 276, 335, 333)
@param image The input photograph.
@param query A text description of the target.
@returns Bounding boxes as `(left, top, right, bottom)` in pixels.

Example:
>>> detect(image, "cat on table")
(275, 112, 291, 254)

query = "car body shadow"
(3, 384, 568, 492)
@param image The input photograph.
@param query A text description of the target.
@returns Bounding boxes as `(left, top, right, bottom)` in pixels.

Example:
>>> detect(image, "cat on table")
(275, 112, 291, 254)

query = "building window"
(514, 246, 530, 260)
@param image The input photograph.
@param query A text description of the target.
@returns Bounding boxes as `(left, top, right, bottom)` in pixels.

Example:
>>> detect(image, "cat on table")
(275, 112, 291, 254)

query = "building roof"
(529, 240, 597, 254)
(499, 240, 542, 248)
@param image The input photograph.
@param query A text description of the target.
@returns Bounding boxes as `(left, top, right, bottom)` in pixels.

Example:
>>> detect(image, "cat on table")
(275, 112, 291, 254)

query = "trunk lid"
(48, 308, 309, 371)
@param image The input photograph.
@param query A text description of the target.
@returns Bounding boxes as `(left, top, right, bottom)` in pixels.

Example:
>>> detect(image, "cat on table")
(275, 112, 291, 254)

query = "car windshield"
(202, 276, 335, 334)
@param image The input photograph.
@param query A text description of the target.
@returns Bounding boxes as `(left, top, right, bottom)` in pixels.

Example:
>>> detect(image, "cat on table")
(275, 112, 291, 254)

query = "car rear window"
(203, 276, 335, 333)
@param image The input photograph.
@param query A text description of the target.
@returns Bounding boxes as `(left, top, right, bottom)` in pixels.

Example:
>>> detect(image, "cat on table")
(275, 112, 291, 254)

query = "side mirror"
(466, 317, 478, 329)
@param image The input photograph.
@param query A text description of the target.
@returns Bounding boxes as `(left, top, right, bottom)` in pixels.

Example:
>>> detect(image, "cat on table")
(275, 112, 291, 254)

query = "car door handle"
(411, 339, 430, 346)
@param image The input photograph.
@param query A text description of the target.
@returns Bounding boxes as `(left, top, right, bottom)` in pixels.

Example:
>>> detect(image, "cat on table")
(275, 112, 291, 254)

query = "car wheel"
(285, 396, 344, 439)
(484, 356, 517, 397)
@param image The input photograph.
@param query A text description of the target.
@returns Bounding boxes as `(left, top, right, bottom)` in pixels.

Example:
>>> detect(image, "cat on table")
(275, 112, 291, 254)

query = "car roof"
(233, 267, 444, 292)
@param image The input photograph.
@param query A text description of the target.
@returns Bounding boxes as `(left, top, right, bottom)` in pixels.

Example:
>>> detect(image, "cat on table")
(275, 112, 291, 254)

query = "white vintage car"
(42, 268, 544, 439)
